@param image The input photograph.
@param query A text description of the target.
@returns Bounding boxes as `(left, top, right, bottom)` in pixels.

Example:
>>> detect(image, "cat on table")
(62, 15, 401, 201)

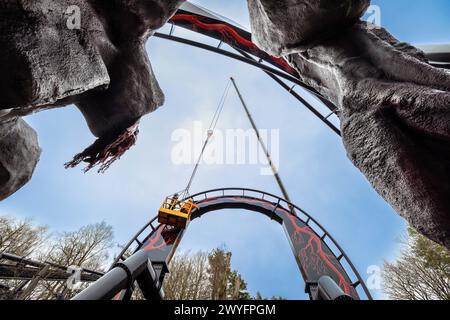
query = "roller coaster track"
(74, 188, 372, 300)
(0, 252, 102, 299)
(155, 2, 342, 135)
(73, 3, 450, 301)
(153, 2, 450, 137)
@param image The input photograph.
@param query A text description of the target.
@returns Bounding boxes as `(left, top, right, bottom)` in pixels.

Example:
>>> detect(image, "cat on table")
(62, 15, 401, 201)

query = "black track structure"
(156, 2, 342, 135)
(153, 2, 450, 137)
(0, 252, 102, 300)
(72, 2, 450, 301)
(73, 188, 372, 301)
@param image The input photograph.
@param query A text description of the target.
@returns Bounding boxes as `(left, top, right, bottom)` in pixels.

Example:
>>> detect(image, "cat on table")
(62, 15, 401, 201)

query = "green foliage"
(208, 247, 232, 299)
(382, 227, 450, 300)
(253, 291, 287, 300)
(227, 270, 251, 300)
(164, 246, 283, 300)
(408, 227, 450, 270)
(1, 215, 287, 300)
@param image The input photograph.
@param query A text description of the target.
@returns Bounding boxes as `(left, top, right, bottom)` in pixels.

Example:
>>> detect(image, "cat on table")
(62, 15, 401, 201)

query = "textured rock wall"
(248, 0, 370, 55)
(0, 0, 110, 114)
(0, 0, 184, 197)
(248, 0, 450, 248)
(0, 118, 41, 201)
(68, 0, 184, 172)
(2, 0, 449, 249)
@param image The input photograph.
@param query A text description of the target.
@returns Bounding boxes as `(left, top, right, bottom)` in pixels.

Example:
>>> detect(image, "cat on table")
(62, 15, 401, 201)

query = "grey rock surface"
(67, 0, 184, 172)
(0, 0, 110, 114)
(284, 23, 450, 249)
(248, 0, 450, 249)
(0, 118, 41, 201)
(1, 0, 449, 250)
(0, 0, 183, 121)
(75, 0, 181, 138)
(247, 0, 370, 56)
(0, 0, 184, 197)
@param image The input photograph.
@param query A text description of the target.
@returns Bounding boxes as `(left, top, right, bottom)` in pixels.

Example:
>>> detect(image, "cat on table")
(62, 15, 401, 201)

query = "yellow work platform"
(158, 197, 198, 229)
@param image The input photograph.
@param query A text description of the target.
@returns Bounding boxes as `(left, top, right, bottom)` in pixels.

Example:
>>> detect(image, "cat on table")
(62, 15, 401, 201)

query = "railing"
(112, 188, 373, 300)
(188, 188, 372, 300)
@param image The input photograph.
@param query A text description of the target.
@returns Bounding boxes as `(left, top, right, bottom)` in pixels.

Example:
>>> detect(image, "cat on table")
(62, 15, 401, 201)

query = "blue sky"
(1, 0, 450, 300)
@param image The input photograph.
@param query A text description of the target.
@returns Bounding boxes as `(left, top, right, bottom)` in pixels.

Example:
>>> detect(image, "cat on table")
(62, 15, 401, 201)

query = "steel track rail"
(112, 188, 372, 300)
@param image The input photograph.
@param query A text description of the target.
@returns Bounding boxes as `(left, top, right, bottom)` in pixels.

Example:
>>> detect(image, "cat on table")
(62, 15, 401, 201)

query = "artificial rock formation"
(248, 0, 450, 249)
(0, 0, 184, 199)
(248, 0, 370, 55)
(0, 0, 111, 115)
(65, 0, 185, 172)
(0, 118, 41, 201)
(1, 0, 449, 250)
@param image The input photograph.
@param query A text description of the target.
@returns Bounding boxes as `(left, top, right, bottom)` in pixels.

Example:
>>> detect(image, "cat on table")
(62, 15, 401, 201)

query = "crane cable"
(180, 77, 294, 215)
(180, 79, 232, 199)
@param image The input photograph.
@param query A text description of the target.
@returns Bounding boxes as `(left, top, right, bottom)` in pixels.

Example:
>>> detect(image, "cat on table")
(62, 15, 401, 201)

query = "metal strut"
(230, 77, 294, 207)
(75, 187, 373, 300)
(153, 32, 342, 136)
(235, 49, 341, 136)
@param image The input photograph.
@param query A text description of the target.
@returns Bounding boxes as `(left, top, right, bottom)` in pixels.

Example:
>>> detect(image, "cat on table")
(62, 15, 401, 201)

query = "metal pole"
(72, 250, 150, 300)
(230, 77, 293, 206)
(72, 267, 129, 300)
(153, 33, 338, 111)
(235, 49, 341, 136)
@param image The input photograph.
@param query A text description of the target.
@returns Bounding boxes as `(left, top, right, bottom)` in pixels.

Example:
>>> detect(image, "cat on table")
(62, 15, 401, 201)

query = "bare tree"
(36, 222, 114, 299)
(0, 216, 48, 257)
(383, 227, 450, 300)
(45, 222, 113, 270)
(0, 217, 114, 300)
(1, 215, 281, 300)
(164, 251, 210, 300)
(163, 247, 251, 300)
